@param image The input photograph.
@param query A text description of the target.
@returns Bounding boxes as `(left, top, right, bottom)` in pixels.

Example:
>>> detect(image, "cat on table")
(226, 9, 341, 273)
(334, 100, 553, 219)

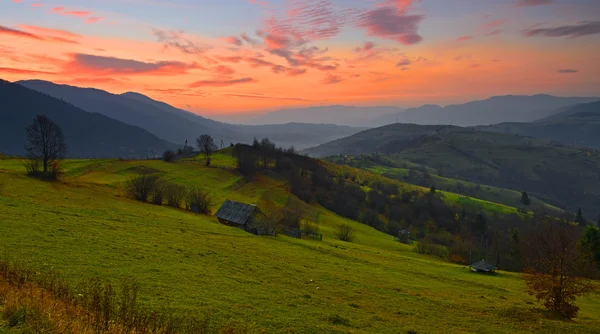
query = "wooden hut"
(397, 229, 411, 244)
(470, 259, 497, 274)
(215, 200, 258, 231)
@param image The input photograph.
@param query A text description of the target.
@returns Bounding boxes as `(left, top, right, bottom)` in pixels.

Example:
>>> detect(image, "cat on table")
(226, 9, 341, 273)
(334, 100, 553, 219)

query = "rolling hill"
(16, 80, 362, 149)
(1, 153, 598, 333)
(479, 100, 600, 149)
(0, 79, 174, 158)
(303, 123, 600, 218)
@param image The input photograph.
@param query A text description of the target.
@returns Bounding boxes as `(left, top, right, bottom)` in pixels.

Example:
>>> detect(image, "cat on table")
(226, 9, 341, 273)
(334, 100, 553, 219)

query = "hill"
(479, 100, 600, 149)
(326, 154, 563, 216)
(232, 95, 598, 127)
(1, 153, 599, 333)
(16, 80, 362, 149)
(0, 80, 174, 158)
(303, 124, 600, 218)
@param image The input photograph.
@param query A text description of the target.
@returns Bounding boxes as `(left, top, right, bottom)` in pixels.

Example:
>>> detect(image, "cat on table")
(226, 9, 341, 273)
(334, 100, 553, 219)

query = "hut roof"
(470, 260, 497, 272)
(215, 200, 257, 225)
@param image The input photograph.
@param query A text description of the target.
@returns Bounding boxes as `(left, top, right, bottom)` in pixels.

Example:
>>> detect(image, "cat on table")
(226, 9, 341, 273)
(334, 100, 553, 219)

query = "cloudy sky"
(1, 0, 599, 116)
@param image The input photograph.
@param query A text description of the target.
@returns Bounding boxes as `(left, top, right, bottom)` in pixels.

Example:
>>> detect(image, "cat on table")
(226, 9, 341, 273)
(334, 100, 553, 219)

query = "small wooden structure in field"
(215, 200, 257, 230)
(469, 259, 497, 274)
(215, 200, 274, 236)
(396, 229, 411, 244)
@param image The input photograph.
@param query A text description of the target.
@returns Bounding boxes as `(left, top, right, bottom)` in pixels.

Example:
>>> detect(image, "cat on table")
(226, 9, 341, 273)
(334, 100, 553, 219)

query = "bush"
(414, 243, 449, 260)
(162, 150, 176, 162)
(124, 174, 161, 202)
(337, 223, 355, 242)
(151, 181, 165, 205)
(186, 187, 212, 214)
(163, 182, 186, 208)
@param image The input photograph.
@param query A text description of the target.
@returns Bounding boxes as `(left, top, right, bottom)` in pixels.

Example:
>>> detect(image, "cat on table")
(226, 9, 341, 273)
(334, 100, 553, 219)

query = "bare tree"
(196, 134, 218, 166)
(25, 114, 67, 179)
(523, 220, 596, 319)
(337, 223, 355, 242)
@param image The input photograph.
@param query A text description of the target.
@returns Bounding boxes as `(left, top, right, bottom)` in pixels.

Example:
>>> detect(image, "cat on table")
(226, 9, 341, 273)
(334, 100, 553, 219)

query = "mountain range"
(478, 100, 600, 149)
(237, 95, 599, 127)
(0, 80, 174, 158)
(15, 80, 362, 150)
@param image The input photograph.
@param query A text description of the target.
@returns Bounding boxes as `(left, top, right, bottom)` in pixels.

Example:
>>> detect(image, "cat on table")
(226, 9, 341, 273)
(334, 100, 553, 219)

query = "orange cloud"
(189, 77, 256, 87)
(64, 54, 199, 76)
(17, 24, 82, 38)
(0, 67, 56, 75)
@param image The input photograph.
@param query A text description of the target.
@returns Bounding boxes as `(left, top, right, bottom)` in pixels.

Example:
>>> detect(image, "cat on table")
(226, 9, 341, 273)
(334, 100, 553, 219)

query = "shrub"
(301, 221, 321, 240)
(414, 243, 449, 260)
(124, 174, 161, 202)
(337, 223, 355, 242)
(163, 182, 186, 208)
(186, 187, 212, 214)
(151, 181, 165, 205)
(162, 150, 176, 162)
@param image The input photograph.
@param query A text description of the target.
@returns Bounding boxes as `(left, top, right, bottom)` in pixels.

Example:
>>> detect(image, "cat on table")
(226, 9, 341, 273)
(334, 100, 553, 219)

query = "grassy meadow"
(0, 153, 599, 333)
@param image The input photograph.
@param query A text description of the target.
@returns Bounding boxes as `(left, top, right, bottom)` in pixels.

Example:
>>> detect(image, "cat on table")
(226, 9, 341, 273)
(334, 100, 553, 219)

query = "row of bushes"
(414, 242, 450, 259)
(124, 174, 212, 214)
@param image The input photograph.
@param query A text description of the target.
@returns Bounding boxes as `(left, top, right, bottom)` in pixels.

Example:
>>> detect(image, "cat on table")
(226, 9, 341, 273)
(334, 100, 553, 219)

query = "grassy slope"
(357, 163, 561, 215)
(0, 154, 599, 333)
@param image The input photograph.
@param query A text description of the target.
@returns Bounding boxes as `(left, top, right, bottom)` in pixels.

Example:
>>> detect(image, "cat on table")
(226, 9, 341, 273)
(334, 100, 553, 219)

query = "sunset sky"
(1, 0, 599, 117)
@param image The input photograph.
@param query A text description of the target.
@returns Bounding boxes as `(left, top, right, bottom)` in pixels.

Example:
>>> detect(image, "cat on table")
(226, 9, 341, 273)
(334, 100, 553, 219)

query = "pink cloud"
(354, 41, 375, 53)
(457, 36, 475, 41)
(484, 19, 507, 29)
(17, 24, 81, 38)
(322, 73, 344, 84)
(223, 36, 243, 46)
(85, 17, 103, 24)
(357, 6, 424, 45)
(515, 0, 553, 7)
(0, 25, 43, 40)
(213, 65, 236, 76)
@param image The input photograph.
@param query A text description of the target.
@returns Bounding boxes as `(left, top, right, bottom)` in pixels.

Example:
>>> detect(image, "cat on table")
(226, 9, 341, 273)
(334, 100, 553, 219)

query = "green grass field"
(363, 164, 562, 216)
(0, 153, 598, 333)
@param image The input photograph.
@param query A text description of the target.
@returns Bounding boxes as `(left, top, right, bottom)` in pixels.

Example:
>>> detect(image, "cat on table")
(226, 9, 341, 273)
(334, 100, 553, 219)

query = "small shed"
(397, 229, 411, 244)
(215, 200, 258, 231)
(470, 259, 497, 274)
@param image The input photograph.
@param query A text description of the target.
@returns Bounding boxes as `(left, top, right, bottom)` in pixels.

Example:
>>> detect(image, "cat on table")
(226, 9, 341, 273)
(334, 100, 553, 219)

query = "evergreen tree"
(520, 191, 531, 208)
(576, 208, 586, 226)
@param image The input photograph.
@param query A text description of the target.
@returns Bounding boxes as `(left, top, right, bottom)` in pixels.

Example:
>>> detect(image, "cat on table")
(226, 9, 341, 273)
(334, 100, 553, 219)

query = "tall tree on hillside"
(259, 138, 276, 169)
(523, 220, 596, 319)
(196, 134, 218, 166)
(520, 191, 531, 209)
(25, 114, 67, 179)
(576, 208, 586, 226)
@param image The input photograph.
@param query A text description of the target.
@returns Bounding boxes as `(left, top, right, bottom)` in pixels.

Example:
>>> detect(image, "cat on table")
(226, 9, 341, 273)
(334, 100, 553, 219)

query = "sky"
(1, 0, 599, 118)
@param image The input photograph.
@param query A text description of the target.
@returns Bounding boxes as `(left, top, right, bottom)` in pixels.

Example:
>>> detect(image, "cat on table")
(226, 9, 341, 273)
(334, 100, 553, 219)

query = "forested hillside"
(303, 124, 600, 218)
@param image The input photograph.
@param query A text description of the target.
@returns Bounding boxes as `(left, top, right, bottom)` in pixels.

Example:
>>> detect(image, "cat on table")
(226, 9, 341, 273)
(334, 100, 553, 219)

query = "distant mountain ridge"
(0, 79, 174, 158)
(241, 95, 599, 127)
(245, 105, 404, 127)
(16, 80, 362, 150)
(478, 100, 600, 149)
